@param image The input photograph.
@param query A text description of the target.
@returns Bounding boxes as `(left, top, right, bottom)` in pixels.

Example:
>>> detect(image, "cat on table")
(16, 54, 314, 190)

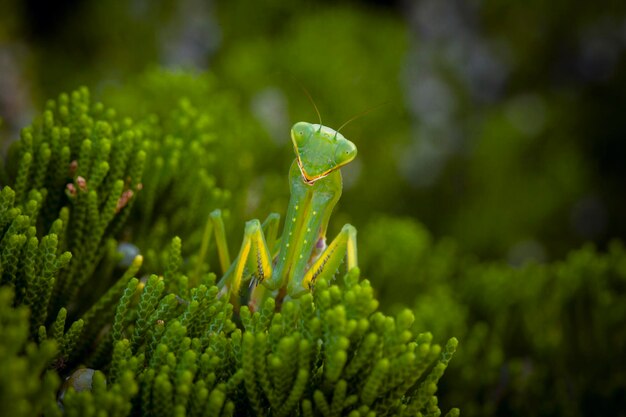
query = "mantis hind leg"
(194, 209, 231, 285)
(287, 223, 358, 297)
(209, 209, 232, 275)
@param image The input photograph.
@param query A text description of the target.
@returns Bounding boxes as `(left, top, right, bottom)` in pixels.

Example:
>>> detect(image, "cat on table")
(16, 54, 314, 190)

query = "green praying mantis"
(207, 120, 359, 310)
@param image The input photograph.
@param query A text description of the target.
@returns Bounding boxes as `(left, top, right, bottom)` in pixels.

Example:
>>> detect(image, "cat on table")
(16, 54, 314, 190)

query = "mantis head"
(291, 121, 357, 185)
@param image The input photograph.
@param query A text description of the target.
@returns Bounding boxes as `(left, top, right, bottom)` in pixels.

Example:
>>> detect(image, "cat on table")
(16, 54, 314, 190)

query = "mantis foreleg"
(216, 218, 274, 307)
(291, 223, 358, 296)
(210, 120, 360, 307)
(261, 213, 281, 255)
(265, 162, 342, 292)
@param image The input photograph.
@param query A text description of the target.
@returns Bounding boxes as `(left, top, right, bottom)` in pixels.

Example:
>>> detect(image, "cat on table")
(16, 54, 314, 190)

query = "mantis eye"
(291, 122, 314, 146)
(334, 140, 357, 166)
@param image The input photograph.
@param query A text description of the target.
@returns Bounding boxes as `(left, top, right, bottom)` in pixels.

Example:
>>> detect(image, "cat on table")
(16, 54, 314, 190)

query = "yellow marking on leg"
(346, 224, 358, 270)
(231, 240, 250, 299)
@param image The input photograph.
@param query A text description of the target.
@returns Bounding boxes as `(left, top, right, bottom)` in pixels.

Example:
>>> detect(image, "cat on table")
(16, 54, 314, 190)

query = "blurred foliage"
(0, 287, 60, 416)
(1, 0, 626, 416)
(2, 0, 626, 258)
(99, 69, 275, 271)
(360, 216, 626, 416)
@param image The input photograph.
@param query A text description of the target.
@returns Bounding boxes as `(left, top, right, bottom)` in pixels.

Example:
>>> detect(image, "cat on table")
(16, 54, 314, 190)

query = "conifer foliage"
(0, 78, 458, 416)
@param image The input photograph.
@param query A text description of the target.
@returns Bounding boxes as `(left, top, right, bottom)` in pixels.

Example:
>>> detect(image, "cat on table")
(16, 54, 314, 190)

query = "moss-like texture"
(360, 216, 626, 416)
(3, 66, 625, 417)
(0, 77, 458, 416)
(2, 1, 626, 416)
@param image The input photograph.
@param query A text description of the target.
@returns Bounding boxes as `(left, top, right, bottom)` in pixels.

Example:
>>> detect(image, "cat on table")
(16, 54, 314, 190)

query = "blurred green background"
(1, 0, 626, 416)
(3, 0, 625, 260)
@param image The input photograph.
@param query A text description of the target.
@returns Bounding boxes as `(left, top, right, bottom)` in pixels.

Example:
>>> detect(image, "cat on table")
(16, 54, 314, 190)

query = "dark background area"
(2, 0, 626, 262)
(2, 1, 626, 416)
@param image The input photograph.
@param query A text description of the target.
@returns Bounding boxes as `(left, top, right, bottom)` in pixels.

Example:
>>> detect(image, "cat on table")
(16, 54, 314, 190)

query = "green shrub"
(361, 216, 626, 416)
(0, 76, 458, 416)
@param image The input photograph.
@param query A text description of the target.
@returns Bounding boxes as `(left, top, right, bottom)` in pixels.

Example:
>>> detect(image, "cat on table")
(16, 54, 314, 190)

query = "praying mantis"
(208, 121, 359, 310)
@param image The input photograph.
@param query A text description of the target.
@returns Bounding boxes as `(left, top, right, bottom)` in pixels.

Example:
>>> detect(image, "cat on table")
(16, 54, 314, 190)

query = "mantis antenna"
(299, 85, 323, 129)
(278, 71, 323, 127)
(336, 102, 389, 133)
